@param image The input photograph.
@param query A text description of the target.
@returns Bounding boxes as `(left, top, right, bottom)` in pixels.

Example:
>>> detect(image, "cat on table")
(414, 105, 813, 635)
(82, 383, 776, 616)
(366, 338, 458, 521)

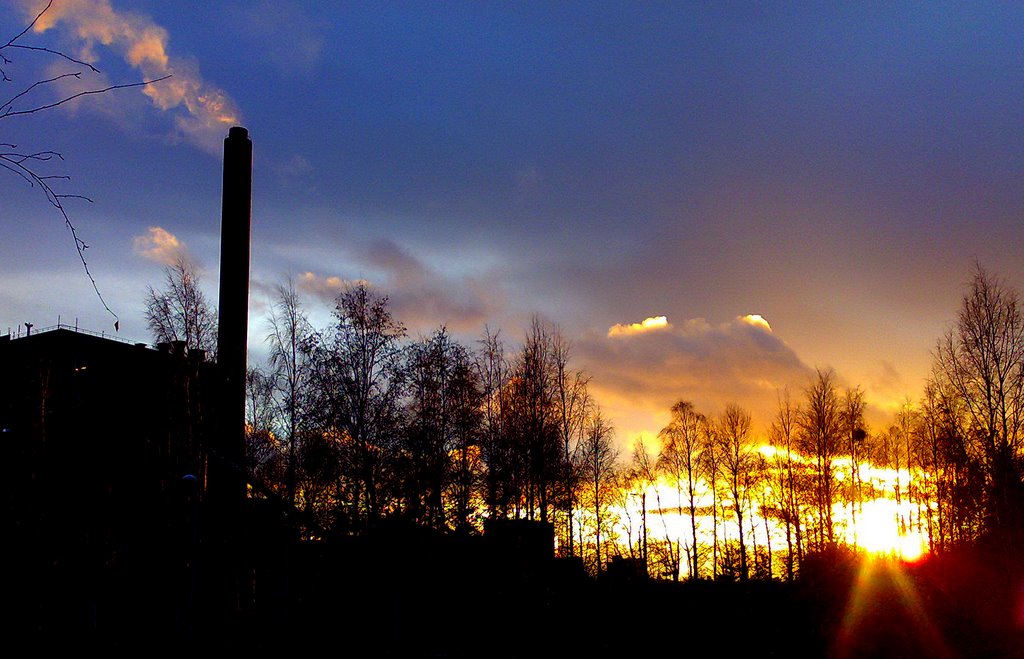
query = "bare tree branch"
(2, 0, 54, 51)
(1, 75, 172, 119)
(5, 44, 101, 73)
(1, 143, 116, 324)
(1, 72, 85, 115)
(1, 0, 171, 328)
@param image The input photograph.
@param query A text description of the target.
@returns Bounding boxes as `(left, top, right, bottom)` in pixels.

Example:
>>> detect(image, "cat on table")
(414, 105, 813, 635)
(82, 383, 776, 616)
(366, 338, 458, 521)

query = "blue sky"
(4, 1, 1024, 441)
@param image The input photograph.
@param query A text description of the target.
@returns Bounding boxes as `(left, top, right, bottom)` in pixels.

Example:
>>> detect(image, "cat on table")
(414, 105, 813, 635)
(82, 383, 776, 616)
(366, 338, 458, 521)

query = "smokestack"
(215, 126, 252, 504)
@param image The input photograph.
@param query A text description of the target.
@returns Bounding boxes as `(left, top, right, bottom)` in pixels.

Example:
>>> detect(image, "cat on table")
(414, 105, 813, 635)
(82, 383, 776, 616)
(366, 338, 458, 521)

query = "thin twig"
(1, 75, 172, 119)
(1, 150, 119, 325)
(1, 72, 83, 115)
(6, 45, 100, 73)
(2, 0, 54, 50)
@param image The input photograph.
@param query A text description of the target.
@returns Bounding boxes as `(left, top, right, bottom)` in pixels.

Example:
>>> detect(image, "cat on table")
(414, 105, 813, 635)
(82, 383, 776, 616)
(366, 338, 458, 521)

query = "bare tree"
(768, 388, 803, 579)
(610, 467, 644, 564)
(266, 279, 312, 508)
(749, 452, 774, 579)
(700, 421, 722, 579)
(552, 329, 590, 556)
(631, 436, 675, 579)
(144, 255, 217, 356)
(933, 264, 1024, 537)
(246, 365, 283, 491)
(477, 327, 511, 518)
(506, 316, 562, 523)
(402, 327, 483, 531)
(579, 407, 618, 575)
(925, 372, 987, 544)
(657, 400, 706, 580)
(717, 403, 753, 581)
(842, 387, 867, 543)
(305, 282, 406, 528)
(889, 402, 917, 535)
(798, 368, 843, 550)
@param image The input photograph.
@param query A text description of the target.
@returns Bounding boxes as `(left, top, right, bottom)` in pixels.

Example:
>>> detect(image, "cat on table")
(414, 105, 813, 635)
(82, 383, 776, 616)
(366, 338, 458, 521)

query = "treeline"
(146, 260, 1024, 579)
(235, 279, 616, 570)
(613, 373, 864, 583)
(613, 264, 1024, 582)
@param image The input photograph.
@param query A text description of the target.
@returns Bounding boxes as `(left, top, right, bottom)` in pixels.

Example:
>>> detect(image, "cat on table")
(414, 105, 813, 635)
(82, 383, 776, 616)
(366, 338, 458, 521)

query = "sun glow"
(841, 499, 928, 562)
(605, 451, 933, 578)
(740, 314, 772, 331)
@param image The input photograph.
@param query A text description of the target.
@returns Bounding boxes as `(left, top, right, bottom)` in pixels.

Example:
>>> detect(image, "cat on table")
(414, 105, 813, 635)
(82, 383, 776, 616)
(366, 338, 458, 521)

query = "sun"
(846, 498, 928, 562)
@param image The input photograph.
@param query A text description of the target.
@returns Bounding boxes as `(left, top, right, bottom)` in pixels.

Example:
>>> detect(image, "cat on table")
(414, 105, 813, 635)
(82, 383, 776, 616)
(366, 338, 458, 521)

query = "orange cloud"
(608, 315, 670, 337)
(19, 0, 240, 153)
(132, 226, 184, 264)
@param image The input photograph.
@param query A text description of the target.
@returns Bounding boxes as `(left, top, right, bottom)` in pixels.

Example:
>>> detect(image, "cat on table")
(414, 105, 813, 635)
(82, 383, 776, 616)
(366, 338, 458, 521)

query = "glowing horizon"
(597, 446, 933, 578)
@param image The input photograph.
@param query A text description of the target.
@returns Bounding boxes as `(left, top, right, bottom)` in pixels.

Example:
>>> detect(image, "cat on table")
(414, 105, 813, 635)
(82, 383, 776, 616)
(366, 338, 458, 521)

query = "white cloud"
(132, 226, 184, 264)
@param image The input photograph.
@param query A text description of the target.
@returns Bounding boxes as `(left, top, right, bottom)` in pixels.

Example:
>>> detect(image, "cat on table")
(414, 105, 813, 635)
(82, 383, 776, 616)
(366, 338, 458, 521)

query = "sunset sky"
(4, 1, 1024, 444)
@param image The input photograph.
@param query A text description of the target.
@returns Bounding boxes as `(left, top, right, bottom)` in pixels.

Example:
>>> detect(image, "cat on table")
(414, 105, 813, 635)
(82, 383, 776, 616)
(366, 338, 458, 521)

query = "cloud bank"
(294, 238, 497, 334)
(581, 314, 815, 441)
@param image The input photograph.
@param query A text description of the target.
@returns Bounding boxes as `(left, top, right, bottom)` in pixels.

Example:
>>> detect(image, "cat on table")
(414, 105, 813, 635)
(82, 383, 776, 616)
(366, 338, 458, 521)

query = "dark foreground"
(6, 522, 1024, 658)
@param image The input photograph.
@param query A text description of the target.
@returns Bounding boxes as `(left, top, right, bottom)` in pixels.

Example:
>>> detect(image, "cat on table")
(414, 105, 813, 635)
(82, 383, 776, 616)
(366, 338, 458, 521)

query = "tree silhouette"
(245, 365, 283, 490)
(768, 388, 804, 580)
(657, 400, 706, 580)
(476, 327, 511, 518)
(933, 264, 1024, 540)
(579, 407, 617, 574)
(631, 435, 675, 579)
(717, 403, 753, 581)
(305, 282, 406, 529)
(143, 255, 217, 356)
(265, 279, 313, 508)
(551, 328, 589, 557)
(842, 387, 866, 542)
(402, 327, 483, 531)
(798, 368, 843, 550)
(505, 317, 563, 524)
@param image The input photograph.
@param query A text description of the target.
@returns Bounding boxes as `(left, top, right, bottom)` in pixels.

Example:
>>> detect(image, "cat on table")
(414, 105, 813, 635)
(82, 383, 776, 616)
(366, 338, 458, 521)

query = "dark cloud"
(294, 238, 497, 334)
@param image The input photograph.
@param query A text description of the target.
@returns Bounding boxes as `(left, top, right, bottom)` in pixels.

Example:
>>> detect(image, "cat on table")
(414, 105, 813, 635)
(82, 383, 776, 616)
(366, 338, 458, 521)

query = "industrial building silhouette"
(0, 126, 262, 644)
(0, 324, 565, 650)
(0, 328, 221, 640)
(0, 127, 566, 652)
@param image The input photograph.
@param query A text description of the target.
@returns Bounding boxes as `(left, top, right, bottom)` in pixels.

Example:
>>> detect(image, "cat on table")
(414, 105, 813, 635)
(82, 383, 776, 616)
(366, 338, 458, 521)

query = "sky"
(3, 1, 1024, 446)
